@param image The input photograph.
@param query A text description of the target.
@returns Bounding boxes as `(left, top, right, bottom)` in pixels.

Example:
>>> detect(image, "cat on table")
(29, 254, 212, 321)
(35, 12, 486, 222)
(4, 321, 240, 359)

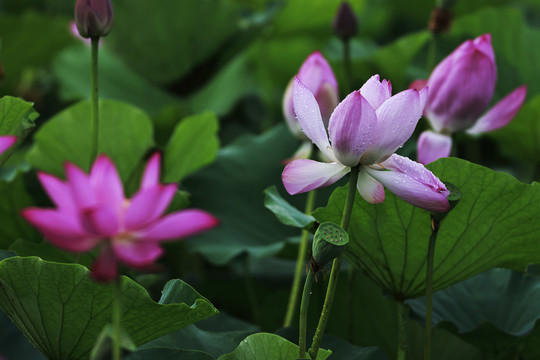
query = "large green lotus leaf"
(0, 257, 218, 360)
(53, 45, 180, 116)
(218, 333, 331, 360)
(408, 269, 540, 353)
(163, 112, 219, 183)
(27, 99, 153, 182)
(490, 94, 540, 164)
(0, 96, 39, 165)
(128, 312, 258, 360)
(106, 0, 242, 85)
(451, 7, 540, 97)
(0, 13, 75, 93)
(181, 125, 300, 265)
(313, 157, 540, 299)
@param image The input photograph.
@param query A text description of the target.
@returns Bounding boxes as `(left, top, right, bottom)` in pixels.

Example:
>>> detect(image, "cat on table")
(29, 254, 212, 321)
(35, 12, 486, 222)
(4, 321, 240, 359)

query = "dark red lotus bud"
(332, 2, 358, 41)
(74, 0, 114, 38)
(428, 6, 453, 34)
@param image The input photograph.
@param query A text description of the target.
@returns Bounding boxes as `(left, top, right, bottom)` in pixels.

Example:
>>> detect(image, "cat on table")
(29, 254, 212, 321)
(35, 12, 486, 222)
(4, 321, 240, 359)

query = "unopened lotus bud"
(333, 2, 358, 41)
(74, 0, 114, 38)
(312, 222, 349, 267)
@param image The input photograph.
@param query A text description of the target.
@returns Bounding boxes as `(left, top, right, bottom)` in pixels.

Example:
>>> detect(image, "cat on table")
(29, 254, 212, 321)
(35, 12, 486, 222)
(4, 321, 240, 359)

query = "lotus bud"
(333, 2, 358, 41)
(74, 0, 114, 39)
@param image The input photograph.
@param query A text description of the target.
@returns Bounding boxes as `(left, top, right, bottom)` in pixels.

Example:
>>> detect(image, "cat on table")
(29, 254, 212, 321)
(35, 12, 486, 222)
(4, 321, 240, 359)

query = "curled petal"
(113, 240, 163, 268)
(91, 245, 118, 283)
(417, 131, 452, 165)
(466, 85, 527, 135)
(137, 209, 219, 242)
(37, 172, 77, 211)
(359, 74, 392, 110)
(328, 91, 377, 167)
(362, 88, 425, 164)
(141, 152, 162, 189)
(21, 208, 98, 252)
(124, 184, 177, 230)
(292, 78, 335, 160)
(282, 159, 349, 195)
(366, 154, 450, 212)
(90, 154, 125, 212)
(0, 135, 16, 155)
(356, 168, 385, 203)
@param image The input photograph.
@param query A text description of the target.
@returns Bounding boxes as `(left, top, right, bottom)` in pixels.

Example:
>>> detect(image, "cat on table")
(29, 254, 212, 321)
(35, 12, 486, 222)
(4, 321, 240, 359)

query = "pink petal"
(113, 240, 163, 268)
(409, 79, 427, 91)
(65, 162, 97, 209)
(90, 245, 118, 283)
(282, 159, 349, 195)
(0, 135, 17, 155)
(90, 154, 125, 212)
(417, 131, 452, 165)
(315, 82, 340, 128)
(21, 208, 98, 252)
(466, 85, 527, 135)
(362, 88, 424, 164)
(124, 184, 177, 230)
(356, 168, 385, 203)
(137, 209, 219, 242)
(328, 91, 377, 167)
(283, 78, 307, 140)
(366, 154, 450, 212)
(80, 206, 119, 237)
(359, 74, 392, 110)
(292, 77, 335, 161)
(141, 152, 162, 189)
(297, 51, 338, 100)
(37, 172, 77, 211)
(473, 34, 495, 63)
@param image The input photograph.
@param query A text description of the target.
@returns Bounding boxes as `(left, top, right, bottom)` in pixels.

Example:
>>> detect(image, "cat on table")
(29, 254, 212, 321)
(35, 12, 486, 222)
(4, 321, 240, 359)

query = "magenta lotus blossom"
(22, 153, 218, 282)
(74, 0, 114, 38)
(282, 75, 450, 213)
(283, 51, 339, 140)
(417, 34, 527, 164)
(0, 135, 17, 155)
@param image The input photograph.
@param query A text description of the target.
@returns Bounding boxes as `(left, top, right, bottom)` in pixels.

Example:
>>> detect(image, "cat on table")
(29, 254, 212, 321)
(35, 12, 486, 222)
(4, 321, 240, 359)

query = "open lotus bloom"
(282, 75, 450, 213)
(283, 51, 339, 140)
(417, 33, 527, 164)
(0, 135, 17, 155)
(23, 153, 218, 282)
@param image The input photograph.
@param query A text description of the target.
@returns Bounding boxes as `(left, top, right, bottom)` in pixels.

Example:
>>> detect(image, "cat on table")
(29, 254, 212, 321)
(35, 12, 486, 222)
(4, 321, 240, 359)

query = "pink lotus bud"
(425, 34, 496, 133)
(283, 52, 339, 140)
(74, 0, 113, 38)
(333, 2, 358, 41)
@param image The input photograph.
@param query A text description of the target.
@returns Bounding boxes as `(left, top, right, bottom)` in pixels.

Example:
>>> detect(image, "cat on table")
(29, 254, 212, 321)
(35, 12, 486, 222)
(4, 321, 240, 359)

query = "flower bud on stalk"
(332, 2, 358, 41)
(74, 0, 114, 38)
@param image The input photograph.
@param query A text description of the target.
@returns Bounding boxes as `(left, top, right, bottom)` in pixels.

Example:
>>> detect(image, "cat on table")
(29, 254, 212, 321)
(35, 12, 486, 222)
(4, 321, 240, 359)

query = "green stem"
(397, 301, 409, 360)
(425, 218, 439, 360)
(298, 271, 315, 358)
(112, 278, 123, 360)
(343, 38, 353, 92)
(346, 264, 355, 342)
(308, 165, 360, 359)
(426, 33, 438, 74)
(243, 256, 260, 323)
(284, 190, 317, 328)
(90, 36, 100, 165)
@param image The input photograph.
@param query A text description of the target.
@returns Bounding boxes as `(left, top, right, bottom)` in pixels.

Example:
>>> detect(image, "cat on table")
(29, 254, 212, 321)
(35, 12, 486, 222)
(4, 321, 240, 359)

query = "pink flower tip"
(0, 135, 17, 155)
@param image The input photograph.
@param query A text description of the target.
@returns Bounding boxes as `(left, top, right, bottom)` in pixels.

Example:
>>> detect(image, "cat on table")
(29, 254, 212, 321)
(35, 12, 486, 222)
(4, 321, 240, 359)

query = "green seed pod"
(312, 222, 349, 267)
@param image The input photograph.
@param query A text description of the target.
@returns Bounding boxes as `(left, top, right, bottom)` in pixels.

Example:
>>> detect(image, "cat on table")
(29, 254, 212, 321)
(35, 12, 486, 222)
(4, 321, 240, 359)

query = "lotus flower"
(417, 34, 527, 164)
(0, 136, 16, 155)
(74, 0, 114, 38)
(23, 153, 218, 282)
(283, 51, 339, 140)
(282, 75, 449, 213)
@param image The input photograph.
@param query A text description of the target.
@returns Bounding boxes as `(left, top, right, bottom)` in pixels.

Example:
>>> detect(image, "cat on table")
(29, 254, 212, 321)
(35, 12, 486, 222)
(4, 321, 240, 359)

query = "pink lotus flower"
(0, 135, 17, 155)
(283, 51, 339, 140)
(282, 75, 450, 213)
(417, 34, 527, 164)
(22, 153, 218, 282)
(74, 0, 114, 38)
